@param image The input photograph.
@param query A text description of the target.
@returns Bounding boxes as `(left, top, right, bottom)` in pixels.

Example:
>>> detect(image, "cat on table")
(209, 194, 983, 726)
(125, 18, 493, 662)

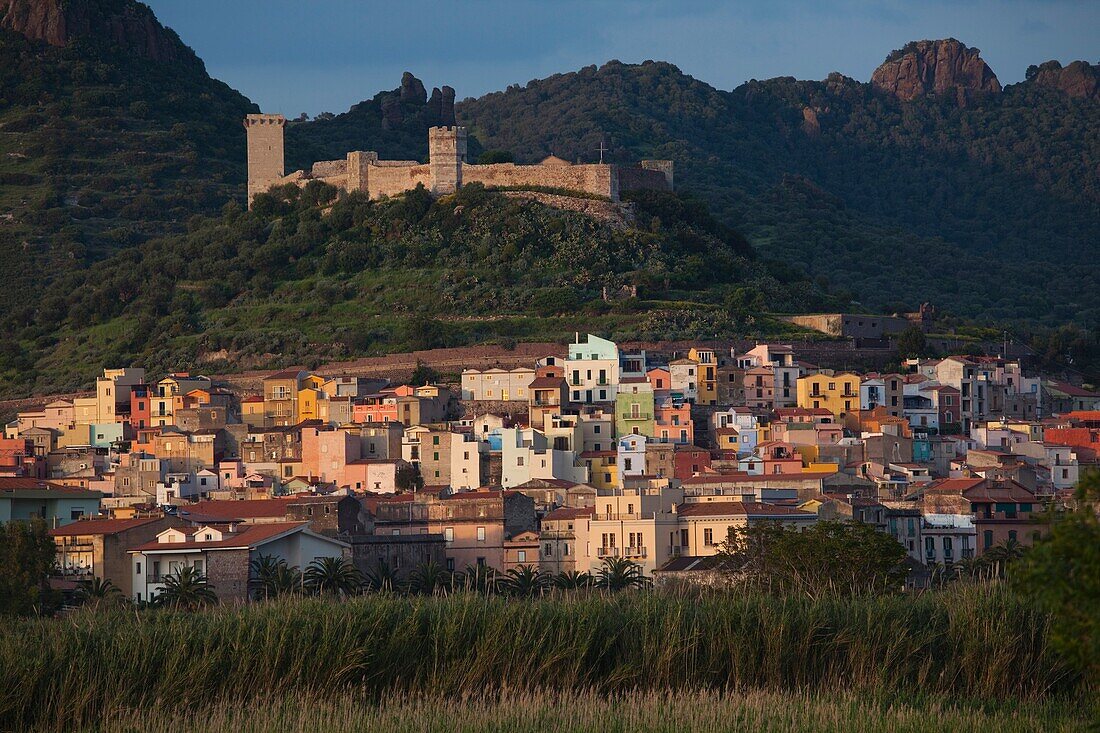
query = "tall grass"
(0, 585, 1082, 731)
(92, 690, 1092, 733)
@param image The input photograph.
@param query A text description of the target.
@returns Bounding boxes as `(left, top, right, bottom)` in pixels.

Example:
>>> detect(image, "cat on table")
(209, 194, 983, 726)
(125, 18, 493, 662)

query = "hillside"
(0, 0, 256, 322)
(452, 51, 1100, 327)
(1, 183, 831, 397)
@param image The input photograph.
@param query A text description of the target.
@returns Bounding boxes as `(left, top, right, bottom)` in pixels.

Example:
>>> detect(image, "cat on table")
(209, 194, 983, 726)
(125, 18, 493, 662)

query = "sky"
(146, 0, 1100, 115)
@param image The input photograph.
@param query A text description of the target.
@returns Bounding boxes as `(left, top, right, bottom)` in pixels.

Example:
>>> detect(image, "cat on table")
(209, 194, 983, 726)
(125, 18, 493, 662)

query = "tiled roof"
(528, 376, 567, 388)
(177, 498, 294, 520)
(129, 522, 311, 552)
(49, 517, 164, 536)
(542, 506, 595, 521)
(264, 369, 306, 380)
(676, 501, 815, 518)
(0, 478, 102, 497)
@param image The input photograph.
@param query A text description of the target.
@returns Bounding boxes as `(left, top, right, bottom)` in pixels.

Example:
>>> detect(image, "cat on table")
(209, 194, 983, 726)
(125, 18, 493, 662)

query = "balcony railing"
(620, 413, 652, 421)
(597, 547, 620, 558)
(624, 546, 647, 558)
(593, 512, 655, 521)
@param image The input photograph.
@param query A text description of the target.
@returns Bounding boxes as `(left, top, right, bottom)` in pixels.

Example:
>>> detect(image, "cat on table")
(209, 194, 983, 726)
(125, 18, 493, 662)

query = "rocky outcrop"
(0, 0, 194, 64)
(801, 107, 820, 137)
(1027, 60, 1099, 101)
(426, 85, 457, 127)
(871, 39, 1000, 101)
(399, 71, 427, 105)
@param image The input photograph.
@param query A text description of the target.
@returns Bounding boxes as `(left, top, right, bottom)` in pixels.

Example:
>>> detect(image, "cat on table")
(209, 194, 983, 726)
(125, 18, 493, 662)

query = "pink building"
(344, 459, 402, 493)
(301, 427, 361, 487)
(654, 400, 693, 444)
(756, 441, 804, 474)
(353, 395, 399, 424)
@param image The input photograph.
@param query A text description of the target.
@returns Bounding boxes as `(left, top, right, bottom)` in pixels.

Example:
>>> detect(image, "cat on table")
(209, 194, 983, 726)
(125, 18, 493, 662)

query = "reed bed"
(89, 689, 1094, 733)
(0, 585, 1085, 731)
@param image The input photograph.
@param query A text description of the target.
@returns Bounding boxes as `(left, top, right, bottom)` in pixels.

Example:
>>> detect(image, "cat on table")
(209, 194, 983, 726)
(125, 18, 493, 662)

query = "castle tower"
(244, 114, 286, 206)
(428, 126, 467, 195)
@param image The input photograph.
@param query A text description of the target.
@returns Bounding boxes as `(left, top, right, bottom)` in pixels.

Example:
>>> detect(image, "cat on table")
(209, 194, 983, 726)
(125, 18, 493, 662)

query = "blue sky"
(146, 0, 1099, 115)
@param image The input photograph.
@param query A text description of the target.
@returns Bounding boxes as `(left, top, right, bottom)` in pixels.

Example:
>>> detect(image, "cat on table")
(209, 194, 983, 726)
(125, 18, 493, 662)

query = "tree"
(449, 565, 500, 595)
(595, 557, 650, 591)
(501, 565, 549, 597)
(718, 520, 908, 596)
(406, 559, 449, 595)
(395, 463, 424, 493)
(0, 519, 58, 616)
(409, 359, 440, 386)
(76, 577, 123, 606)
(1012, 473, 1100, 684)
(156, 566, 218, 609)
(895, 326, 931, 360)
(552, 570, 594, 590)
(304, 557, 362, 596)
(249, 555, 303, 600)
(477, 150, 514, 164)
(363, 560, 399, 593)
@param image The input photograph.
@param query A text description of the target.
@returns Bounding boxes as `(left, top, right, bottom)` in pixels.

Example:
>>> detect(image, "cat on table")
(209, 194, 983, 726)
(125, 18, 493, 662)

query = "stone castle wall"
(246, 117, 673, 208)
(462, 161, 617, 199)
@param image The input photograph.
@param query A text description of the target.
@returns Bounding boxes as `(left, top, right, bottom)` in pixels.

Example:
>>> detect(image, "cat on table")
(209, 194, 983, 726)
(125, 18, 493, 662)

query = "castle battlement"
(244, 113, 672, 208)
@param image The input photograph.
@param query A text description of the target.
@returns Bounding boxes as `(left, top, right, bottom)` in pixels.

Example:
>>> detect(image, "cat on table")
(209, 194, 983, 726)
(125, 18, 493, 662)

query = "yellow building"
(295, 374, 326, 424)
(687, 348, 718, 405)
(581, 451, 618, 490)
(796, 373, 860, 417)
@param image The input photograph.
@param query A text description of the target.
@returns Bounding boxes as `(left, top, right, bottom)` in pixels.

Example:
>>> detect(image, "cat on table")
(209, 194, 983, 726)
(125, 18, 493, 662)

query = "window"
(517, 550, 526, 563)
(704, 528, 714, 546)
(1008, 530, 1017, 543)
(624, 458, 633, 471)
(446, 558, 455, 571)
(444, 528, 454, 542)
(204, 533, 213, 541)
(135, 562, 142, 575)
(70, 509, 84, 520)
(433, 435, 440, 446)
(544, 543, 552, 556)
(593, 425, 601, 434)
(983, 530, 994, 549)
(925, 536, 935, 558)
(477, 527, 486, 541)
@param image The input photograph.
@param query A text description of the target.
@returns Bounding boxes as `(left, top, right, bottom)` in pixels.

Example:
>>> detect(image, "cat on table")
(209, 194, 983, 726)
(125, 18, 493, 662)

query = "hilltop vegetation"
(452, 61, 1100, 326)
(0, 17, 256, 321)
(0, 183, 829, 397)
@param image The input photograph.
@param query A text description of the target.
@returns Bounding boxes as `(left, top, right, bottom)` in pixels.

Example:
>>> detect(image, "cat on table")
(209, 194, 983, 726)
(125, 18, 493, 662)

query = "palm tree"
(363, 560, 400, 593)
(552, 570, 594, 590)
(156, 566, 218, 609)
(406, 559, 449, 595)
(596, 557, 650, 591)
(304, 557, 362, 596)
(983, 538, 1027, 578)
(249, 555, 303, 600)
(76, 576, 122, 606)
(501, 565, 549, 598)
(449, 564, 500, 595)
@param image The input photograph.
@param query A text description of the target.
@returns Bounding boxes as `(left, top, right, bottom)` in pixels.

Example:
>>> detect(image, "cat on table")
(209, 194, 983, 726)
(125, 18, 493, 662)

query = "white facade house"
(566, 335, 619, 405)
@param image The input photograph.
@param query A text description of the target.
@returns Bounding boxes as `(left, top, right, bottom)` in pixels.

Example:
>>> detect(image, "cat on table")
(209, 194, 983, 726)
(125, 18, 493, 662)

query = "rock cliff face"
(0, 0, 192, 63)
(871, 39, 1000, 101)
(1027, 60, 1099, 101)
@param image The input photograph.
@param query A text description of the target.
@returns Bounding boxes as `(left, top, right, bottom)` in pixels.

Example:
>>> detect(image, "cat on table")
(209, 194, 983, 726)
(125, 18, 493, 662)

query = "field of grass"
(87, 689, 1092, 733)
(0, 585, 1091, 731)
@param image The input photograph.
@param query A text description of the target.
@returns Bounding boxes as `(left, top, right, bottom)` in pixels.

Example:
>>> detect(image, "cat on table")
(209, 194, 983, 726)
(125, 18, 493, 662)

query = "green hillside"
(1, 183, 831, 397)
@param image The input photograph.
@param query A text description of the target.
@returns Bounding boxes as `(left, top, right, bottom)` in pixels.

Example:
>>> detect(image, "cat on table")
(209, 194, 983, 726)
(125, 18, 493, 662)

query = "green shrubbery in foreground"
(0, 585, 1087, 731)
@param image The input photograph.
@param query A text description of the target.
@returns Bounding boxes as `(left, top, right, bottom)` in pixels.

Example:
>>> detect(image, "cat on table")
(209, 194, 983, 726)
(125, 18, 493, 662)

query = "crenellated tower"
(244, 114, 286, 205)
(428, 126, 467, 195)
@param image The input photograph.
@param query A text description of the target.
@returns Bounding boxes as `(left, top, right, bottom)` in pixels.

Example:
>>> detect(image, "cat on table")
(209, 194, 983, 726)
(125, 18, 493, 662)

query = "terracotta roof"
(542, 506, 595, 521)
(1048, 381, 1098, 398)
(0, 478, 101, 497)
(177, 498, 294, 520)
(676, 501, 815, 518)
(682, 471, 833, 485)
(1062, 411, 1100, 422)
(264, 369, 306, 381)
(923, 478, 986, 493)
(49, 517, 165, 536)
(129, 522, 313, 552)
(530, 376, 567, 387)
(240, 396, 264, 403)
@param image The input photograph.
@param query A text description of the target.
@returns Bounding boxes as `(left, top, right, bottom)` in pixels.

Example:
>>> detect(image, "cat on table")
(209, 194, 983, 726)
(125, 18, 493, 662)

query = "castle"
(244, 113, 673, 206)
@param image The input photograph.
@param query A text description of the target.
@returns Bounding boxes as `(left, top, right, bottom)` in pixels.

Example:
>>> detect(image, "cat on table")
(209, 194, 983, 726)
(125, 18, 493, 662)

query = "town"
(3, 333, 1096, 603)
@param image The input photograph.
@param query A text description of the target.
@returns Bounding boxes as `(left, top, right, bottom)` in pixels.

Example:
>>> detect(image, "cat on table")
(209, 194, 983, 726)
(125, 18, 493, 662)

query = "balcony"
(533, 398, 562, 407)
(597, 547, 621, 558)
(620, 413, 652, 421)
(624, 546, 648, 558)
(594, 512, 655, 521)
